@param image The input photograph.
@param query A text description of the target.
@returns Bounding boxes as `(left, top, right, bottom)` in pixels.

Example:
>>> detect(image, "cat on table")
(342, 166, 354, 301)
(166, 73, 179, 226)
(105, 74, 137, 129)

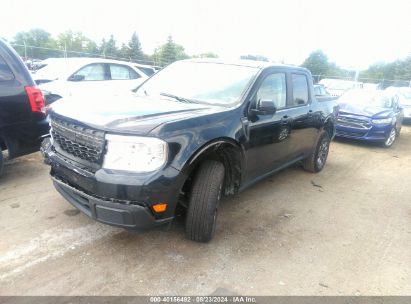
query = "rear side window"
(0, 55, 15, 81)
(291, 74, 309, 106)
(109, 64, 140, 80)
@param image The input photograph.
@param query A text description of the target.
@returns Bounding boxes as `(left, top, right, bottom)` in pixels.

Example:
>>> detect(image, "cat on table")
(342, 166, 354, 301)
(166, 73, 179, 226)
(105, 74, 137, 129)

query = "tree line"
(11, 28, 217, 67)
(8, 28, 411, 84)
(302, 50, 411, 85)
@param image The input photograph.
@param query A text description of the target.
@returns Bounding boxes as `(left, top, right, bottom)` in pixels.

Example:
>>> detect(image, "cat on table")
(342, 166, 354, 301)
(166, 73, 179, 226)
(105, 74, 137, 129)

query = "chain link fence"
(10, 43, 159, 70)
(8, 43, 411, 88)
(312, 75, 410, 89)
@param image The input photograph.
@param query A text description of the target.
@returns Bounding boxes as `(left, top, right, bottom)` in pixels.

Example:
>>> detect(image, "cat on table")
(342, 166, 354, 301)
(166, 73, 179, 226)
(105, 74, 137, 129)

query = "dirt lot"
(0, 126, 410, 296)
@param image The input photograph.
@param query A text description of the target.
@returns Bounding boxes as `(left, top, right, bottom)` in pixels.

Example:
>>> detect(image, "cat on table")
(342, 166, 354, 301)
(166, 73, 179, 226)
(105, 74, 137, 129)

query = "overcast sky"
(2, 0, 410, 69)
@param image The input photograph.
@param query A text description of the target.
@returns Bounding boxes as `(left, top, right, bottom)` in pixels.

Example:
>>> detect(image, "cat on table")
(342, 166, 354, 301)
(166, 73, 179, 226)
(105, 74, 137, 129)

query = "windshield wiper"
(160, 92, 198, 104)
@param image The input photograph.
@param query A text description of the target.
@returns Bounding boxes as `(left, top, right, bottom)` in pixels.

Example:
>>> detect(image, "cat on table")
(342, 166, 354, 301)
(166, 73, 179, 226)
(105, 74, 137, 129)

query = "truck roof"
(182, 58, 309, 73)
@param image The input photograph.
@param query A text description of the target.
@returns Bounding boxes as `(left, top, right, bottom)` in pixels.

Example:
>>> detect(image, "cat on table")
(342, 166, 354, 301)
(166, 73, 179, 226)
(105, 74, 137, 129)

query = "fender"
(181, 137, 246, 195)
(323, 114, 336, 139)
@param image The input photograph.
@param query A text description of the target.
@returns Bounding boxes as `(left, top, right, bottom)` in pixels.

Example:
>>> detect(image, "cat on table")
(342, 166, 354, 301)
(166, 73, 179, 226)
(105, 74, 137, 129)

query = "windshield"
(339, 90, 393, 108)
(135, 61, 259, 106)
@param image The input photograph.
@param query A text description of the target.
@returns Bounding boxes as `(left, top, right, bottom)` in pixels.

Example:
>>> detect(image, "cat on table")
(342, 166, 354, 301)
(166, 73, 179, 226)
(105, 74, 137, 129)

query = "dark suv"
(0, 39, 48, 175)
(42, 59, 336, 242)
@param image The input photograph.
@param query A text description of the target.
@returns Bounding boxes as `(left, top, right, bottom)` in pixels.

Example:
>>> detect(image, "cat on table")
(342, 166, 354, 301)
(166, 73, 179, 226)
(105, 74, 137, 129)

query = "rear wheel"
(303, 131, 330, 173)
(384, 128, 397, 148)
(185, 160, 225, 242)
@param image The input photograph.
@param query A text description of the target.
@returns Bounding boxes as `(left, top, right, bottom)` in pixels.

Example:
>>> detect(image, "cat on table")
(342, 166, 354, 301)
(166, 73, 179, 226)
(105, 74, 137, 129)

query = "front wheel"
(303, 131, 330, 173)
(185, 160, 225, 242)
(383, 128, 397, 148)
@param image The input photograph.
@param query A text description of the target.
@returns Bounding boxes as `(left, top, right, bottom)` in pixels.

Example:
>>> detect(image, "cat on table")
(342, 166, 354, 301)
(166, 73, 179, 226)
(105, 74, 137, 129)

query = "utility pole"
(354, 69, 359, 82)
(64, 41, 67, 58)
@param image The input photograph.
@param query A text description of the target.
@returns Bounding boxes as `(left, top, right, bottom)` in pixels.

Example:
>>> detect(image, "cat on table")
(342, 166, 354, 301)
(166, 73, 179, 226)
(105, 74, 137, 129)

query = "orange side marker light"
(152, 203, 167, 213)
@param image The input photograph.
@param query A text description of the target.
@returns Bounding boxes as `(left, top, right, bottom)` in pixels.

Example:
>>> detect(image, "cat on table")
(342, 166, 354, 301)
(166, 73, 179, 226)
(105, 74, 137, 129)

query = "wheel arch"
(323, 116, 335, 139)
(181, 137, 245, 196)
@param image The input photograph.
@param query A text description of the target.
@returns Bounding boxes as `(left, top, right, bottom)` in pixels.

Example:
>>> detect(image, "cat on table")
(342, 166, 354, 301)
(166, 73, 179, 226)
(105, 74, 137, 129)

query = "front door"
(243, 70, 294, 182)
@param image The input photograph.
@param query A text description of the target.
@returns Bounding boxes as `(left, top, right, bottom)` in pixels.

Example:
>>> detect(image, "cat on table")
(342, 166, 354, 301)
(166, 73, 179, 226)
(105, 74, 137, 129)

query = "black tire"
(383, 127, 397, 148)
(185, 160, 225, 242)
(303, 131, 330, 173)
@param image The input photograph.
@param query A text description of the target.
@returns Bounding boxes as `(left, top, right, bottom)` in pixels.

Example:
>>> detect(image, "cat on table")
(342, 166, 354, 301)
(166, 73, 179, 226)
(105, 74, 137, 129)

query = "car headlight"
(103, 134, 168, 172)
(371, 117, 392, 125)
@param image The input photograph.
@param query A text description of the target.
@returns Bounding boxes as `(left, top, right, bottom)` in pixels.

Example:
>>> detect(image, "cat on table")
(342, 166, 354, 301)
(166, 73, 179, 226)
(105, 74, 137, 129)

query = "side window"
(0, 55, 15, 81)
(291, 74, 309, 106)
(256, 73, 286, 109)
(71, 64, 106, 81)
(109, 64, 140, 80)
(139, 67, 154, 76)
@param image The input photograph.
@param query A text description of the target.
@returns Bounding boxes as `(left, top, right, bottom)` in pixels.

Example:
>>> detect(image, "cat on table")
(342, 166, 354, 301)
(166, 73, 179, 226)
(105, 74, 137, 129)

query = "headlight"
(371, 117, 392, 125)
(103, 134, 168, 172)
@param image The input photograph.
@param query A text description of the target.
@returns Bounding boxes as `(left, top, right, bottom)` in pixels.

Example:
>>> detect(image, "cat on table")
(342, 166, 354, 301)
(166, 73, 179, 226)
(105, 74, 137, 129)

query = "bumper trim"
(52, 176, 173, 230)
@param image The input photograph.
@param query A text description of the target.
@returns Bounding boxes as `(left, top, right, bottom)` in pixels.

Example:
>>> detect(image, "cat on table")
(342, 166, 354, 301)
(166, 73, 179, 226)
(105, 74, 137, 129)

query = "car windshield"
(339, 90, 393, 108)
(135, 61, 259, 106)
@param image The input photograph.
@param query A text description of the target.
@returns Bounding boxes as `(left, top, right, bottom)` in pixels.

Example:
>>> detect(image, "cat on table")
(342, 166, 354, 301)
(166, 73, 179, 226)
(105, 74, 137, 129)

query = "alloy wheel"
(316, 138, 329, 169)
(385, 128, 396, 147)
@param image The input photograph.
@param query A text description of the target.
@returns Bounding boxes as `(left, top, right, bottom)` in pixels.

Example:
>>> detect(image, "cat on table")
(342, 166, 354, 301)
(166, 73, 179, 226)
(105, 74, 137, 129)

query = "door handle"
(281, 115, 292, 124)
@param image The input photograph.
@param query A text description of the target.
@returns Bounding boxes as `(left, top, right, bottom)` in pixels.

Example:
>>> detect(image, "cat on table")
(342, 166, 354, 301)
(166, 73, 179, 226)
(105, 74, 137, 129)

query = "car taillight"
(25, 86, 45, 113)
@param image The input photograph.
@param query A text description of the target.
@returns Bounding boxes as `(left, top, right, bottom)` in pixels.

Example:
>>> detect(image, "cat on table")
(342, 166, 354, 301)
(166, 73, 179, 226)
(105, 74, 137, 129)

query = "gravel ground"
(0, 126, 410, 295)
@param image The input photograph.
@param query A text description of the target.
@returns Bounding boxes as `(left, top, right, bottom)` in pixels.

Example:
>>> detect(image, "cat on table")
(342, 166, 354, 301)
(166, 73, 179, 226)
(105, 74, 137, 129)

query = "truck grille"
(336, 130, 367, 138)
(50, 117, 105, 164)
(336, 116, 371, 129)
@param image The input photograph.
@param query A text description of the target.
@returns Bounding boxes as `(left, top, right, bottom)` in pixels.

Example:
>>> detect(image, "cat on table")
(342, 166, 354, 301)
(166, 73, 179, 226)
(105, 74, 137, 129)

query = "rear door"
(283, 72, 318, 158)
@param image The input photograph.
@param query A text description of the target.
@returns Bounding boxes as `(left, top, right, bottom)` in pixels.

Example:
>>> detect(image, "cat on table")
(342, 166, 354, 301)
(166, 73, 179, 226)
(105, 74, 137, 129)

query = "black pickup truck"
(42, 59, 337, 242)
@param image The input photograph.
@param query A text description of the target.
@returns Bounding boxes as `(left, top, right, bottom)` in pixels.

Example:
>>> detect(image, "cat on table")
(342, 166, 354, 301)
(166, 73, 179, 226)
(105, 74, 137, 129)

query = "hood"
(338, 102, 392, 118)
(49, 94, 223, 135)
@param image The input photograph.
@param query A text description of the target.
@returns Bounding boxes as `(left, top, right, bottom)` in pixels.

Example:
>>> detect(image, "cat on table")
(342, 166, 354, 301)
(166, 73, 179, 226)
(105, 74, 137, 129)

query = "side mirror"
(250, 99, 277, 116)
(69, 74, 85, 82)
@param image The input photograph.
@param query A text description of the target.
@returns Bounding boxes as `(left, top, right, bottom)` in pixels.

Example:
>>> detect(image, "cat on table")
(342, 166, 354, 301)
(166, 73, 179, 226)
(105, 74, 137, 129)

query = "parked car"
(0, 38, 48, 176)
(335, 90, 403, 147)
(319, 79, 363, 97)
(41, 59, 337, 242)
(33, 57, 148, 103)
(313, 84, 338, 102)
(386, 87, 411, 120)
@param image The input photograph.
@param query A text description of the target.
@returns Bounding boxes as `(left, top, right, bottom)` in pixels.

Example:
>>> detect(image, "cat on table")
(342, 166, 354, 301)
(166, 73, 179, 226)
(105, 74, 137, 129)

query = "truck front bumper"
(42, 138, 184, 230)
(52, 176, 172, 229)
